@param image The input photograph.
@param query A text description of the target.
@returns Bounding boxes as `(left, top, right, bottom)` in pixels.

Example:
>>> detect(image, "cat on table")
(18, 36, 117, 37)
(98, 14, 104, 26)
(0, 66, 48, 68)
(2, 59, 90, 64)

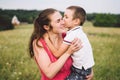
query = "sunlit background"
(0, 0, 120, 14)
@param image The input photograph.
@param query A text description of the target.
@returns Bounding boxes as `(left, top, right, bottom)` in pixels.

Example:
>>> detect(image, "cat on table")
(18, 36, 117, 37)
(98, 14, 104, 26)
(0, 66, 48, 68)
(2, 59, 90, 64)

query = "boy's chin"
(64, 27, 69, 31)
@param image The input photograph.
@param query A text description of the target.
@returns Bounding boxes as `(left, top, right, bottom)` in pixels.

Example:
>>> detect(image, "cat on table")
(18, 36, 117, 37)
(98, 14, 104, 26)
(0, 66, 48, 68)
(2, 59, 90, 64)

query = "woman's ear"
(43, 25, 50, 31)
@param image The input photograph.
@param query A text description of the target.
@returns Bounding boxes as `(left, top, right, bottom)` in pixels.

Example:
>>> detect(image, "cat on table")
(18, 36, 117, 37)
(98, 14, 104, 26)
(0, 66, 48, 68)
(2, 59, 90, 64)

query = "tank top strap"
(40, 38, 57, 61)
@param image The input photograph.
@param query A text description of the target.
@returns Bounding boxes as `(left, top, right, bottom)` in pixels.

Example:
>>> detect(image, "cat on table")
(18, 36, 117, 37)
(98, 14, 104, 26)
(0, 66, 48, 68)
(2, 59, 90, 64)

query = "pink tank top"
(35, 38, 72, 80)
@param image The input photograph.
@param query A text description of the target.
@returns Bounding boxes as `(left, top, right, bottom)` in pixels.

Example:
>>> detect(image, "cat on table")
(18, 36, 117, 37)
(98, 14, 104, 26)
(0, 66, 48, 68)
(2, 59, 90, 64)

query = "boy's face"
(63, 9, 75, 29)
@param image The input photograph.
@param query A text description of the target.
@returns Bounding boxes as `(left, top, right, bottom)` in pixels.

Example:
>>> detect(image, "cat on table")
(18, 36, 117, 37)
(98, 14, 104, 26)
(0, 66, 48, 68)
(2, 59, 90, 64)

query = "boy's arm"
(46, 38, 69, 58)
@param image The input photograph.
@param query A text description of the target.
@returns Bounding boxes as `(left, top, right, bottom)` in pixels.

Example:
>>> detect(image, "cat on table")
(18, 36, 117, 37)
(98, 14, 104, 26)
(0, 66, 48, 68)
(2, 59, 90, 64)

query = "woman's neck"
(48, 33, 63, 49)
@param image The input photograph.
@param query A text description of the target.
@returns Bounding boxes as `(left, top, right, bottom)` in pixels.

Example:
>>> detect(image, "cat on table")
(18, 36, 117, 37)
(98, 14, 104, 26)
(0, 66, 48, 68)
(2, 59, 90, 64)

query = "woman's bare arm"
(46, 38, 69, 57)
(46, 37, 81, 58)
(33, 40, 80, 79)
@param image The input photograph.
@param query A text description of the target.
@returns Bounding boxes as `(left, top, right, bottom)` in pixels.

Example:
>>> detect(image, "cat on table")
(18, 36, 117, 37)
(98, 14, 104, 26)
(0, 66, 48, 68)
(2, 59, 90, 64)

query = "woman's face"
(49, 11, 67, 34)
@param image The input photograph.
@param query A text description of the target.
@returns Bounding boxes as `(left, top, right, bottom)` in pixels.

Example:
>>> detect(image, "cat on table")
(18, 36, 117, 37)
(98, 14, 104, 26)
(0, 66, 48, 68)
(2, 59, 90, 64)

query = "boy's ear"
(74, 18, 80, 25)
(43, 25, 50, 30)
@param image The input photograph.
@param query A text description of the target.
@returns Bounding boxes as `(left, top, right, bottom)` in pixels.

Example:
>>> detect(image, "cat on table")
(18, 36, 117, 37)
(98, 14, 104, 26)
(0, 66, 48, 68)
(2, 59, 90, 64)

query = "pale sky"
(0, 0, 120, 14)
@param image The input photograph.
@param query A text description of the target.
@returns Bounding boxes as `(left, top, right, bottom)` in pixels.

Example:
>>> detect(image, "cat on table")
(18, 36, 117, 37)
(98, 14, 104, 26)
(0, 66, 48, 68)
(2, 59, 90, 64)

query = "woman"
(28, 8, 81, 80)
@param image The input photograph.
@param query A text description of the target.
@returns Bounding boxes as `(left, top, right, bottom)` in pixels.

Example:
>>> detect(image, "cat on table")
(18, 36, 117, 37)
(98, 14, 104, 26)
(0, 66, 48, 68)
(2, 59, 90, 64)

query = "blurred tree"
(93, 13, 119, 27)
(0, 15, 14, 31)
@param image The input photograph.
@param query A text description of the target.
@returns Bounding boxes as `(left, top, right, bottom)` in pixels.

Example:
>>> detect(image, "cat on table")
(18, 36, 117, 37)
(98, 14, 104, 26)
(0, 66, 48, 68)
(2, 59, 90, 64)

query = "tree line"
(87, 13, 120, 27)
(0, 9, 120, 31)
(0, 9, 40, 31)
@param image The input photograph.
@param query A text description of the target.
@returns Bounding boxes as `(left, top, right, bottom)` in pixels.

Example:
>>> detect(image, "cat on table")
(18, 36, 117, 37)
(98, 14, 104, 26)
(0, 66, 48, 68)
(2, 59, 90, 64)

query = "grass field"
(0, 22, 120, 80)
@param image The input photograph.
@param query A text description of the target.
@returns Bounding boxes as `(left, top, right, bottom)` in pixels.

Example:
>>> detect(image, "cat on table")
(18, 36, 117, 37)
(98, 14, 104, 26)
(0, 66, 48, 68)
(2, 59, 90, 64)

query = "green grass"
(0, 24, 40, 80)
(84, 22, 120, 80)
(0, 22, 120, 80)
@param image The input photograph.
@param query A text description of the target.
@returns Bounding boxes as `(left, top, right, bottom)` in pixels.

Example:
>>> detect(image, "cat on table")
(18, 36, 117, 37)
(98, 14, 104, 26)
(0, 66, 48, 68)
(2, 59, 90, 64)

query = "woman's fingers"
(68, 37, 83, 54)
(71, 38, 78, 44)
(86, 69, 94, 80)
(71, 38, 83, 51)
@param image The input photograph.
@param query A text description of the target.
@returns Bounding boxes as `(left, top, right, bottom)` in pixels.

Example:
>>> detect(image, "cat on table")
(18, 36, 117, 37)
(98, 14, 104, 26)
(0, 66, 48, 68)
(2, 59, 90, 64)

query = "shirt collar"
(69, 26, 82, 31)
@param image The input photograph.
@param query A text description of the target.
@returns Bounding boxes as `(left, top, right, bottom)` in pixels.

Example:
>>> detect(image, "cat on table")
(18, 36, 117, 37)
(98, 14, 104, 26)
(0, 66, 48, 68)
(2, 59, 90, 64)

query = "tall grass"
(0, 24, 40, 80)
(84, 22, 120, 80)
(0, 22, 120, 80)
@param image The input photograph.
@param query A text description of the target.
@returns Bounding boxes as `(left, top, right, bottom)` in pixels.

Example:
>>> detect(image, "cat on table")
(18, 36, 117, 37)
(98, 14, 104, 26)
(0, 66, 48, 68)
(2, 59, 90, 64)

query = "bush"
(0, 15, 14, 31)
(92, 14, 120, 27)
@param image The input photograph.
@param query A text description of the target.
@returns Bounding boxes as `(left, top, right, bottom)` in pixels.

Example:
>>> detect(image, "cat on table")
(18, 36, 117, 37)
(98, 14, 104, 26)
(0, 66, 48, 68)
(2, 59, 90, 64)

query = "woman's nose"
(63, 17, 65, 20)
(61, 20, 65, 24)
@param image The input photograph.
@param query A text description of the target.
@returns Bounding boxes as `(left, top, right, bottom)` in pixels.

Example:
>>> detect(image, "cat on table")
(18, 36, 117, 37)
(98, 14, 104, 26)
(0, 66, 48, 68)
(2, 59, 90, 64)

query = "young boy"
(46, 6, 95, 80)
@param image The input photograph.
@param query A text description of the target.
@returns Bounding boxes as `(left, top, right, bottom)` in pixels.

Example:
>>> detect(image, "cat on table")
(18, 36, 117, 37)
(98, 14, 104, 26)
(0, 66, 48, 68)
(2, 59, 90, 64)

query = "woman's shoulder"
(33, 39, 43, 48)
(32, 39, 45, 57)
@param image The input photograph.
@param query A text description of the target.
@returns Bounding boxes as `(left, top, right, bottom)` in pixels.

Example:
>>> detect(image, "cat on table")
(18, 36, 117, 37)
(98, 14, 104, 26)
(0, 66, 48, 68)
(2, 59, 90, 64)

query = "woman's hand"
(86, 69, 94, 80)
(71, 38, 83, 52)
(67, 38, 83, 55)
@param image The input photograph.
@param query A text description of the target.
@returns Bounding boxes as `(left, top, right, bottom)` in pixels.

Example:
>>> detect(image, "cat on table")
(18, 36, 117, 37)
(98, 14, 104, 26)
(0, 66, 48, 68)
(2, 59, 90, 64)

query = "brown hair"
(29, 8, 57, 58)
(67, 6, 86, 26)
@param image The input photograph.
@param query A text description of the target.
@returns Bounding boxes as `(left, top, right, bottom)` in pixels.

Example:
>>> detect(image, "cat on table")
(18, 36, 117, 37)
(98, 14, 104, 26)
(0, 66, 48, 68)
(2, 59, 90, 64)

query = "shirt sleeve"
(63, 31, 76, 45)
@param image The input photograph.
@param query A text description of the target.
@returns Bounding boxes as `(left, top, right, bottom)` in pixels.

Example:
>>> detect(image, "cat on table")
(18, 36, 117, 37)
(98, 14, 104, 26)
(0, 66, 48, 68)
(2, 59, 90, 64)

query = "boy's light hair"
(67, 6, 86, 26)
